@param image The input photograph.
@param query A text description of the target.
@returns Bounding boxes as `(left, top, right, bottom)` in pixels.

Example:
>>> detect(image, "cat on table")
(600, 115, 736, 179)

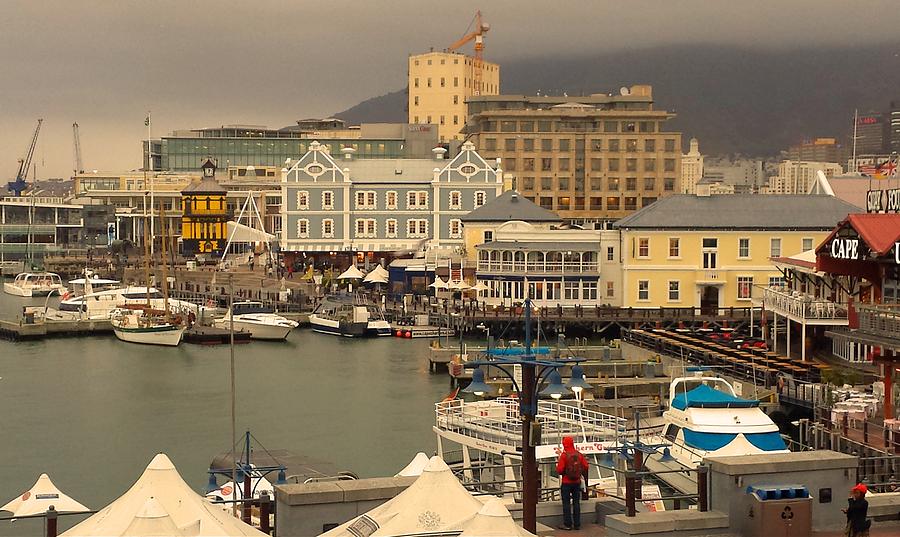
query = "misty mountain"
(334, 43, 900, 157)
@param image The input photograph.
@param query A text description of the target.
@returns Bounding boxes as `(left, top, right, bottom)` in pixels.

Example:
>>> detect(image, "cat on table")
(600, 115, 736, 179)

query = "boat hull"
(213, 319, 293, 340)
(112, 325, 185, 346)
(3, 282, 59, 297)
(309, 315, 368, 337)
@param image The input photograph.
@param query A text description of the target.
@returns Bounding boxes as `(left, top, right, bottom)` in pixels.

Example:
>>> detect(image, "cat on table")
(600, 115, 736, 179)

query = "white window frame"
(386, 191, 398, 210)
(296, 190, 309, 210)
(637, 280, 650, 301)
(738, 237, 750, 259)
(802, 237, 814, 251)
(322, 218, 334, 238)
(770, 238, 782, 258)
(407, 219, 429, 238)
(355, 218, 377, 238)
(322, 191, 334, 210)
(484, 230, 494, 243)
(355, 190, 377, 210)
(582, 281, 598, 300)
(637, 237, 650, 258)
(296, 219, 309, 238)
(606, 281, 615, 298)
(667, 280, 680, 302)
(768, 275, 786, 288)
(474, 190, 487, 208)
(667, 237, 680, 259)
(407, 190, 429, 210)
(449, 218, 462, 238)
(386, 219, 398, 238)
(449, 190, 462, 210)
(737, 276, 754, 300)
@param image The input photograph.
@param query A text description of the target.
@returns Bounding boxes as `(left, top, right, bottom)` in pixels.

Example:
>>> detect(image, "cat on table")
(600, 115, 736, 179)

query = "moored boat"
(3, 272, 66, 297)
(212, 301, 298, 340)
(111, 307, 186, 346)
(309, 295, 391, 337)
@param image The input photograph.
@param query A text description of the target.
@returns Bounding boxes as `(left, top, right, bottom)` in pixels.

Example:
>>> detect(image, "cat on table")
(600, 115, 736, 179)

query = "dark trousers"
(561, 482, 581, 528)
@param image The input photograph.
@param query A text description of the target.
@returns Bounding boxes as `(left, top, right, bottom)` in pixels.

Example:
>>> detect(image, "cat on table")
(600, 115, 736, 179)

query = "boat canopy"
(682, 430, 787, 452)
(671, 384, 759, 411)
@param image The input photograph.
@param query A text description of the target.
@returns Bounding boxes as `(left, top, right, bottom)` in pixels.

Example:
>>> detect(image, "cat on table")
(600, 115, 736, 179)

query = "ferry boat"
(212, 301, 298, 340)
(110, 307, 186, 346)
(643, 373, 789, 494)
(3, 272, 66, 297)
(309, 295, 392, 337)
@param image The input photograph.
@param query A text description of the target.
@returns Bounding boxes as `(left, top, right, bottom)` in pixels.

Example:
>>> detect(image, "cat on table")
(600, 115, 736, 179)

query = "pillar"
(885, 356, 895, 421)
(773, 312, 778, 353)
(801, 323, 807, 362)
(786, 318, 791, 359)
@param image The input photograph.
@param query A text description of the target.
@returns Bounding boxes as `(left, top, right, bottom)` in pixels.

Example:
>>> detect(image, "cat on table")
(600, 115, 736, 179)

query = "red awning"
(816, 213, 900, 258)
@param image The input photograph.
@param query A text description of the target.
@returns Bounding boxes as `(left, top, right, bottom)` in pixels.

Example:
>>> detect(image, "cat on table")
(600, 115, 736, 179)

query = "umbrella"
(451, 280, 471, 291)
(1, 473, 90, 518)
(471, 281, 489, 293)
(363, 266, 389, 284)
(337, 265, 364, 280)
(429, 277, 449, 290)
(395, 452, 430, 477)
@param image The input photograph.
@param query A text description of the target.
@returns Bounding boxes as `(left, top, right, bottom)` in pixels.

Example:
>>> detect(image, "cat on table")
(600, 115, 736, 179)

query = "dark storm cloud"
(2, 0, 899, 178)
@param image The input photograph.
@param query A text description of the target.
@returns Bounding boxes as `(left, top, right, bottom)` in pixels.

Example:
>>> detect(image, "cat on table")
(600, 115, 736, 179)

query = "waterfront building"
(0, 196, 83, 262)
(408, 51, 500, 142)
(765, 160, 843, 195)
(695, 178, 735, 196)
(614, 193, 860, 312)
(702, 156, 768, 194)
(145, 122, 441, 172)
(852, 113, 888, 155)
(466, 87, 682, 226)
(180, 159, 228, 257)
(786, 137, 844, 164)
(680, 138, 703, 194)
(279, 141, 502, 269)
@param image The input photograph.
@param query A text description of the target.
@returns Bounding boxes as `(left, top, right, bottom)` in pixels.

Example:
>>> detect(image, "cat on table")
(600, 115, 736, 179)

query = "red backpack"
(563, 452, 583, 481)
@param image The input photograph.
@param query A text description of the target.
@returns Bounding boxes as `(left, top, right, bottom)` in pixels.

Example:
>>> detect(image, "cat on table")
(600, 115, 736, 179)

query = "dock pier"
(0, 317, 113, 341)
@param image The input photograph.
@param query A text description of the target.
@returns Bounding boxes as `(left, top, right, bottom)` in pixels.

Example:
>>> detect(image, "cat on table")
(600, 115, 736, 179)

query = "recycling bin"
(744, 484, 812, 537)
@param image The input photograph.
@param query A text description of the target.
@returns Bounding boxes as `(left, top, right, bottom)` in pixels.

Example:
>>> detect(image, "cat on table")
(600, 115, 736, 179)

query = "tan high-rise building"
(681, 138, 703, 194)
(467, 86, 682, 225)
(766, 160, 843, 194)
(408, 51, 500, 142)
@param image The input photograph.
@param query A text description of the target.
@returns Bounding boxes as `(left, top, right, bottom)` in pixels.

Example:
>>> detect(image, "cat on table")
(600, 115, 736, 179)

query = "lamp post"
(463, 298, 586, 533)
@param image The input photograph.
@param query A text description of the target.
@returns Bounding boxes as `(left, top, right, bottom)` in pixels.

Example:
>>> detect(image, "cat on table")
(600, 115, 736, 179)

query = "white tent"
(61, 454, 266, 537)
(225, 221, 275, 243)
(363, 266, 390, 284)
(458, 499, 536, 537)
(321, 456, 484, 537)
(471, 281, 489, 293)
(451, 280, 471, 291)
(394, 452, 430, 477)
(337, 265, 364, 280)
(1, 473, 90, 518)
(429, 277, 449, 290)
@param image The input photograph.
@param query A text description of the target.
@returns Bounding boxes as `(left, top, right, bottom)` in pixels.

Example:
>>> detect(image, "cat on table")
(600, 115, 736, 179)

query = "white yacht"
(3, 272, 66, 297)
(643, 373, 789, 494)
(212, 301, 298, 341)
(58, 285, 207, 320)
(110, 307, 186, 347)
(309, 295, 392, 337)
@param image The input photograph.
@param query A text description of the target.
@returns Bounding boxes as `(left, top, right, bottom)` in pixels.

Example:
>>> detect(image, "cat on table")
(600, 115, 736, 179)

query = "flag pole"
(147, 111, 155, 258)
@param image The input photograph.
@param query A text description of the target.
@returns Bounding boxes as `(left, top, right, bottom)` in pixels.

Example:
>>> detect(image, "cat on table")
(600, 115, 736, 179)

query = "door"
(700, 286, 719, 316)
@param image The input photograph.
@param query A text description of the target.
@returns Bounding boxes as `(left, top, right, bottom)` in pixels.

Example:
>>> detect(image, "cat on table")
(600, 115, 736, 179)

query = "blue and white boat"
(309, 295, 392, 338)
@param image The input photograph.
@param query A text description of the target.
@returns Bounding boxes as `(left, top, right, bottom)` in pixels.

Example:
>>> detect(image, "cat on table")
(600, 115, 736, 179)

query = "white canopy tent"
(429, 277, 449, 290)
(363, 266, 390, 284)
(471, 281, 489, 294)
(321, 456, 484, 537)
(1, 473, 90, 518)
(225, 221, 275, 244)
(394, 452, 430, 477)
(458, 499, 536, 537)
(61, 454, 266, 537)
(337, 265, 364, 280)
(451, 280, 471, 291)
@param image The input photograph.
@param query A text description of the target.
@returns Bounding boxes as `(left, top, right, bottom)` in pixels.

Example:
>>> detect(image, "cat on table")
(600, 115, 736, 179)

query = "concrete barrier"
(605, 510, 731, 537)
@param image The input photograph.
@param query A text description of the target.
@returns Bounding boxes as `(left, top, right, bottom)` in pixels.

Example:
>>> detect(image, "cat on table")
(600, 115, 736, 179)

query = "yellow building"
(614, 193, 860, 311)
(408, 51, 500, 142)
(181, 159, 229, 257)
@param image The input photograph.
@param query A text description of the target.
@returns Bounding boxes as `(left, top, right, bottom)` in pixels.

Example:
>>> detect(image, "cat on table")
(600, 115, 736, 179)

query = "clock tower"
(181, 158, 229, 257)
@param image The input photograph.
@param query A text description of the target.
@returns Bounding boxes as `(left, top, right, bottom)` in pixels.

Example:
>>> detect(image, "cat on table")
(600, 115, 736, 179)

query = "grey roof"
(462, 190, 563, 223)
(182, 176, 226, 193)
(613, 194, 862, 230)
(345, 158, 440, 183)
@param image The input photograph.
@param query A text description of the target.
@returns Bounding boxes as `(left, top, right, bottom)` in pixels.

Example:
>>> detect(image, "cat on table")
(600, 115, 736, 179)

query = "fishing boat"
(642, 372, 789, 494)
(309, 295, 392, 337)
(110, 307, 186, 346)
(3, 272, 66, 297)
(212, 301, 298, 340)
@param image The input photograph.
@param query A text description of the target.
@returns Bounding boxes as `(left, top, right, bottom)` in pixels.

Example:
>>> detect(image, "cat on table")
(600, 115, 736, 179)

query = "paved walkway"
(549, 520, 900, 537)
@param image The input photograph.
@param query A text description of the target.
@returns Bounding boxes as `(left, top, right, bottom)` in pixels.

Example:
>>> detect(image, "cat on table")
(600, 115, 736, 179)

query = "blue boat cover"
(486, 347, 551, 356)
(745, 431, 787, 451)
(682, 430, 737, 451)
(671, 384, 759, 410)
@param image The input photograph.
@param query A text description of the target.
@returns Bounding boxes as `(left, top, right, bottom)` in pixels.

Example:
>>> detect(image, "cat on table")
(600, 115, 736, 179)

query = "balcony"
(857, 305, 900, 339)
(760, 285, 849, 323)
(695, 269, 723, 284)
(476, 261, 599, 274)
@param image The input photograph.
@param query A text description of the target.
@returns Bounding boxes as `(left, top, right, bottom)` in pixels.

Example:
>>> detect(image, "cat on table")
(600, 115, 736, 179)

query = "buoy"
(405, 331, 412, 338)
(396, 330, 403, 337)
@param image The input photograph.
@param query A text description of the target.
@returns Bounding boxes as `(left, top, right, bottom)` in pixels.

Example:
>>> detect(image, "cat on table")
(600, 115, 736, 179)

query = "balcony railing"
(760, 285, 848, 321)
(477, 261, 599, 274)
(695, 269, 721, 282)
(857, 304, 900, 339)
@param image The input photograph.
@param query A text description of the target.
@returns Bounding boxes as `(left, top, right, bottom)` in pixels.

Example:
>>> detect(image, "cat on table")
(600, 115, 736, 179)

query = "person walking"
(556, 436, 588, 530)
(843, 483, 870, 537)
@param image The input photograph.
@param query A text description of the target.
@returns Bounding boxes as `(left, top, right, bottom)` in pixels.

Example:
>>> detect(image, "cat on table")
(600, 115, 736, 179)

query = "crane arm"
(447, 10, 487, 52)
(17, 119, 43, 181)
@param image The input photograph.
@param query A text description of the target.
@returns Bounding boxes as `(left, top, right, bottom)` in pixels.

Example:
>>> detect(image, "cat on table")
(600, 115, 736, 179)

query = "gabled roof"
(816, 213, 900, 257)
(462, 191, 562, 223)
(613, 194, 861, 230)
(181, 176, 226, 193)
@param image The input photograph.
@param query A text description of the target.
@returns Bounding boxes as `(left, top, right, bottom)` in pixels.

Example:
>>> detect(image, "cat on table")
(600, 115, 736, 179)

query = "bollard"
(624, 471, 636, 517)
(864, 421, 869, 444)
(260, 492, 271, 534)
(242, 472, 252, 524)
(46, 506, 58, 537)
(697, 466, 709, 512)
(633, 450, 643, 500)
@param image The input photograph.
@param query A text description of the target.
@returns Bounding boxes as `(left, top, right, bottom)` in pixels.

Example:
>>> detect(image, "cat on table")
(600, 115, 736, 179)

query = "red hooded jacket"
(556, 436, 589, 485)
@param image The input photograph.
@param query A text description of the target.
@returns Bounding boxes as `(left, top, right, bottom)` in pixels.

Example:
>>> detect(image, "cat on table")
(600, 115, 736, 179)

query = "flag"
(861, 156, 897, 179)
(144, 114, 151, 127)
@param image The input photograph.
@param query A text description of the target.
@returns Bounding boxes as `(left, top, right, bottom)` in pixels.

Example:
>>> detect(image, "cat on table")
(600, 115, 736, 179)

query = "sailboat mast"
(143, 211, 151, 307)
(159, 203, 171, 321)
(852, 109, 859, 173)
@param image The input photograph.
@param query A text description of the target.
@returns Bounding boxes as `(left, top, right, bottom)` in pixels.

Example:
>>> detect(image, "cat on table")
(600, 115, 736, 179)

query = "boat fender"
(121, 316, 130, 327)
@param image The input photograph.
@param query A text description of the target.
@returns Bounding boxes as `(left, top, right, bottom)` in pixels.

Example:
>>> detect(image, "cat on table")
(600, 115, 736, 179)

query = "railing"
(760, 286, 848, 321)
(857, 304, 900, 339)
(696, 269, 720, 282)
(476, 261, 599, 274)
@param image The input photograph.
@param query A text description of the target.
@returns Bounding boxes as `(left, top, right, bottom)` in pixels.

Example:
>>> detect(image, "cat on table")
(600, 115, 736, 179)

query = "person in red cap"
(842, 483, 870, 536)
(555, 436, 588, 530)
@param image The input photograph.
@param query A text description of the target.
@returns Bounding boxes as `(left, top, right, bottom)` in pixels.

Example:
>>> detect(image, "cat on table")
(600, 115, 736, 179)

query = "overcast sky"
(3, 0, 900, 179)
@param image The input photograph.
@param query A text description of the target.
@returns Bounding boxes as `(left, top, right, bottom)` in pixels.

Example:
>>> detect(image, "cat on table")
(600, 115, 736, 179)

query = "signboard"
(858, 116, 880, 125)
(867, 188, 900, 213)
(535, 441, 618, 460)
(829, 237, 861, 260)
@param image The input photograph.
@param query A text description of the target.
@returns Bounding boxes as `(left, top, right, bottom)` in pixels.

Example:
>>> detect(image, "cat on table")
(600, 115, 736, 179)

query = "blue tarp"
(486, 347, 552, 356)
(671, 384, 759, 411)
(682, 430, 737, 451)
(745, 432, 788, 451)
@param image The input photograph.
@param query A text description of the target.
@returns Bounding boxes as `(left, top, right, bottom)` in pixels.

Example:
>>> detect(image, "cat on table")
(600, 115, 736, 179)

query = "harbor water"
(0, 291, 448, 535)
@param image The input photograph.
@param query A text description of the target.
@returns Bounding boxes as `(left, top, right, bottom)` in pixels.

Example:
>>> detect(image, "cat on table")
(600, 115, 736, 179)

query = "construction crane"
(447, 10, 490, 96)
(8, 119, 43, 196)
(73, 122, 84, 177)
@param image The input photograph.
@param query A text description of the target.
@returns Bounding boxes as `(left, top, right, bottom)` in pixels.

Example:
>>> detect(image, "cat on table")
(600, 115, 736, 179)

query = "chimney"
(341, 147, 356, 160)
(432, 147, 447, 160)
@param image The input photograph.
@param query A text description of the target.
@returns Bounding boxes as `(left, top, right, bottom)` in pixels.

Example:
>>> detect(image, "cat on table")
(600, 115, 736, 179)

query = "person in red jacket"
(556, 436, 589, 530)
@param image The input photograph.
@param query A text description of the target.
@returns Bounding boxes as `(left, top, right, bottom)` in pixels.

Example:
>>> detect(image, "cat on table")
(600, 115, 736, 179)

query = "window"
(559, 158, 570, 171)
(664, 139, 676, 152)
(386, 191, 398, 210)
(624, 122, 636, 133)
(520, 121, 534, 132)
(702, 238, 718, 248)
(484, 230, 493, 243)
(474, 191, 486, 208)
(607, 197, 620, 211)
(591, 138, 603, 150)
(604, 121, 618, 133)
(626, 177, 637, 191)
(664, 158, 676, 172)
(769, 276, 786, 287)
(644, 178, 656, 191)
(449, 191, 462, 209)
(538, 120, 552, 132)
(322, 191, 334, 210)
(501, 121, 517, 132)
(738, 238, 750, 258)
(608, 158, 620, 172)
(407, 219, 428, 238)
(557, 196, 571, 210)
(668, 281, 680, 302)
(485, 138, 497, 151)
(296, 190, 309, 210)
(638, 280, 650, 301)
(296, 219, 309, 238)
(607, 246, 615, 261)
(645, 139, 656, 152)
(626, 158, 637, 172)
(454, 76, 458, 87)
(664, 178, 675, 191)
(608, 177, 620, 191)
(558, 177, 569, 190)
(355, 190, 376, 209)
(523, 138, 534, 151)
(609, 139, 620, 152)
(505, 158, 516, 171)
(505, 138, 517, 151)
(522, 177, 535, 190)
(449, 219, 462, 238)
(770, 238, 782, 257)
(541, 139, 553, 151)
(541, 157, 552, 171)
(540, 197, 553, 209)
(564, 281, 580, 300)
(453, 115, 458, 125)
(737, 276, 753, 300)
(644, 158, 656, 172)
(414, 96, 419, 106)
(591, 158, 603, 172)
(414, 78, 419, 88)
(440, 115, 445, 125)
(523, 158, 535, 171)
(582, 281, 598, 300)
(440, 77, 445, 87)
(642, 197, 656, 207)
(606, 281, 615, 297)
(322, 219, 334, 238)
(668, 238, 680, 258)
(540, 177, 552, 191)
(637, 237, 650, 258)
(559, 139, 570, 151)
(427, 77, 432, 87)
(386, 219, 398, 238)
(802, 237, 814, 251)
(640, 121, 656, 133)
(626, 139, 638, 152)
(407, 190, 428, 209)
(590, 178, 602, 191)
(355, 218, 377, 238)
(624, 196, 638, 211)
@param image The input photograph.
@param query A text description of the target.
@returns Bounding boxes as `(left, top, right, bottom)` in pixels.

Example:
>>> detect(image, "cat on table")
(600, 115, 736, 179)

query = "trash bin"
(744, 484, 812, 537)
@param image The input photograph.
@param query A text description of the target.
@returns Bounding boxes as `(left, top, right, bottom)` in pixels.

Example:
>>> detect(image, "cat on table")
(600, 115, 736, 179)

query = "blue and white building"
(280, 141, 502, 266)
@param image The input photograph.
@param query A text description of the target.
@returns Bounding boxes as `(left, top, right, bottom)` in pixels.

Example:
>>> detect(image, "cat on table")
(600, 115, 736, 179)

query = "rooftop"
(345, 158, 442, 183)
(613, 194, 861, 230)
(462, 190, 563, 223)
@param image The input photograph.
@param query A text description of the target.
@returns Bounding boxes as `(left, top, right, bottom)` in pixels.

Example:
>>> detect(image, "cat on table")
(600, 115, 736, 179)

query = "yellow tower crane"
(447, 10, 490, 96)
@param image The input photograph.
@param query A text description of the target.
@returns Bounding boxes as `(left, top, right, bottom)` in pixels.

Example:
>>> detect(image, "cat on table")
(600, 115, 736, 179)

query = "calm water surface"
(0, 290, 448, 534)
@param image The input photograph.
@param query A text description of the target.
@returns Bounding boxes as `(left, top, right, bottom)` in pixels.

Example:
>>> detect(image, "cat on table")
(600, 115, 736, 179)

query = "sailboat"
(111, 206, 185, 346)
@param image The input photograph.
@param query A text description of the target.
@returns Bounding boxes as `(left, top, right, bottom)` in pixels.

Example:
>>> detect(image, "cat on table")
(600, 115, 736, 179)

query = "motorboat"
(212, 301, 298, 341)
(110, 307, 185, 346)
(643, 373, 789, 494)
(58, 285, 208, 320)
(309, 295, 392, 337)
(3, 272, 66, 297)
